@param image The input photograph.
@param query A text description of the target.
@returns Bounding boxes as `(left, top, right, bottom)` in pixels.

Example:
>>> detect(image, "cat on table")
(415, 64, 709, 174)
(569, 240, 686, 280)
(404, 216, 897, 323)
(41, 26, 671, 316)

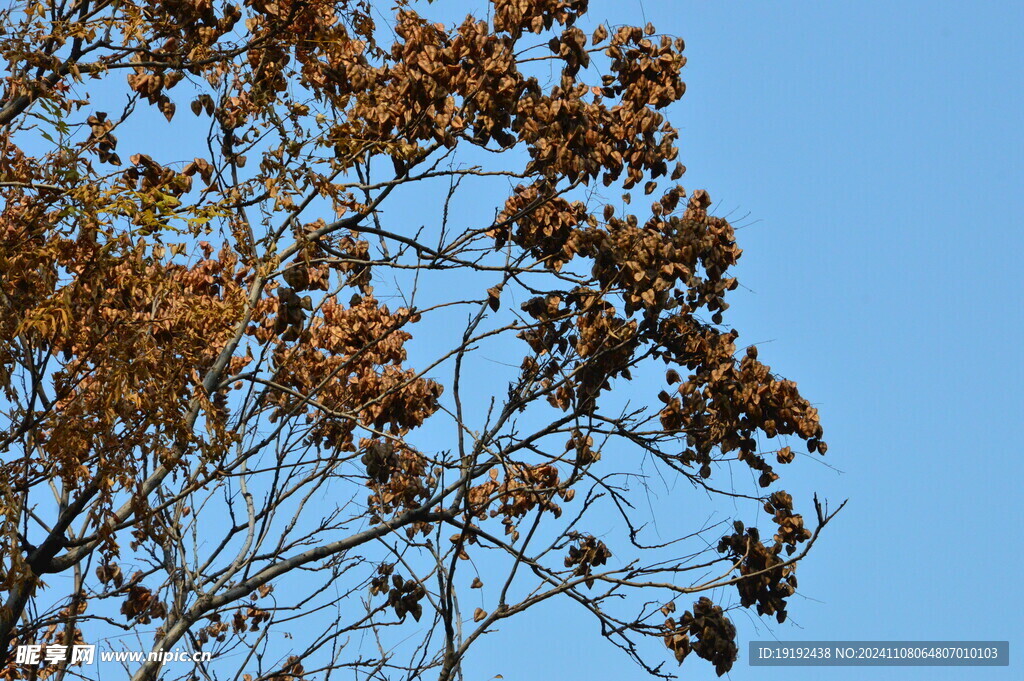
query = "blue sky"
(11, 1, 1021, 678)
(437, 1, 1024, 679)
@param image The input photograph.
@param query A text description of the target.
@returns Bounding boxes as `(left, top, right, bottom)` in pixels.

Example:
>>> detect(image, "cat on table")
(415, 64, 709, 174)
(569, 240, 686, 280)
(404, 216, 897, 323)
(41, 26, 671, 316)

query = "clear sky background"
(19, 0, 1020, 678)
(430, 1, 1024, 679)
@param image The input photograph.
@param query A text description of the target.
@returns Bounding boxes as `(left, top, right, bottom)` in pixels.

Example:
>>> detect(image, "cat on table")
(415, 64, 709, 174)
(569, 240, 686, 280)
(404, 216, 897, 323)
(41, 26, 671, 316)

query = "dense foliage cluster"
(0, 0, 840, 679)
